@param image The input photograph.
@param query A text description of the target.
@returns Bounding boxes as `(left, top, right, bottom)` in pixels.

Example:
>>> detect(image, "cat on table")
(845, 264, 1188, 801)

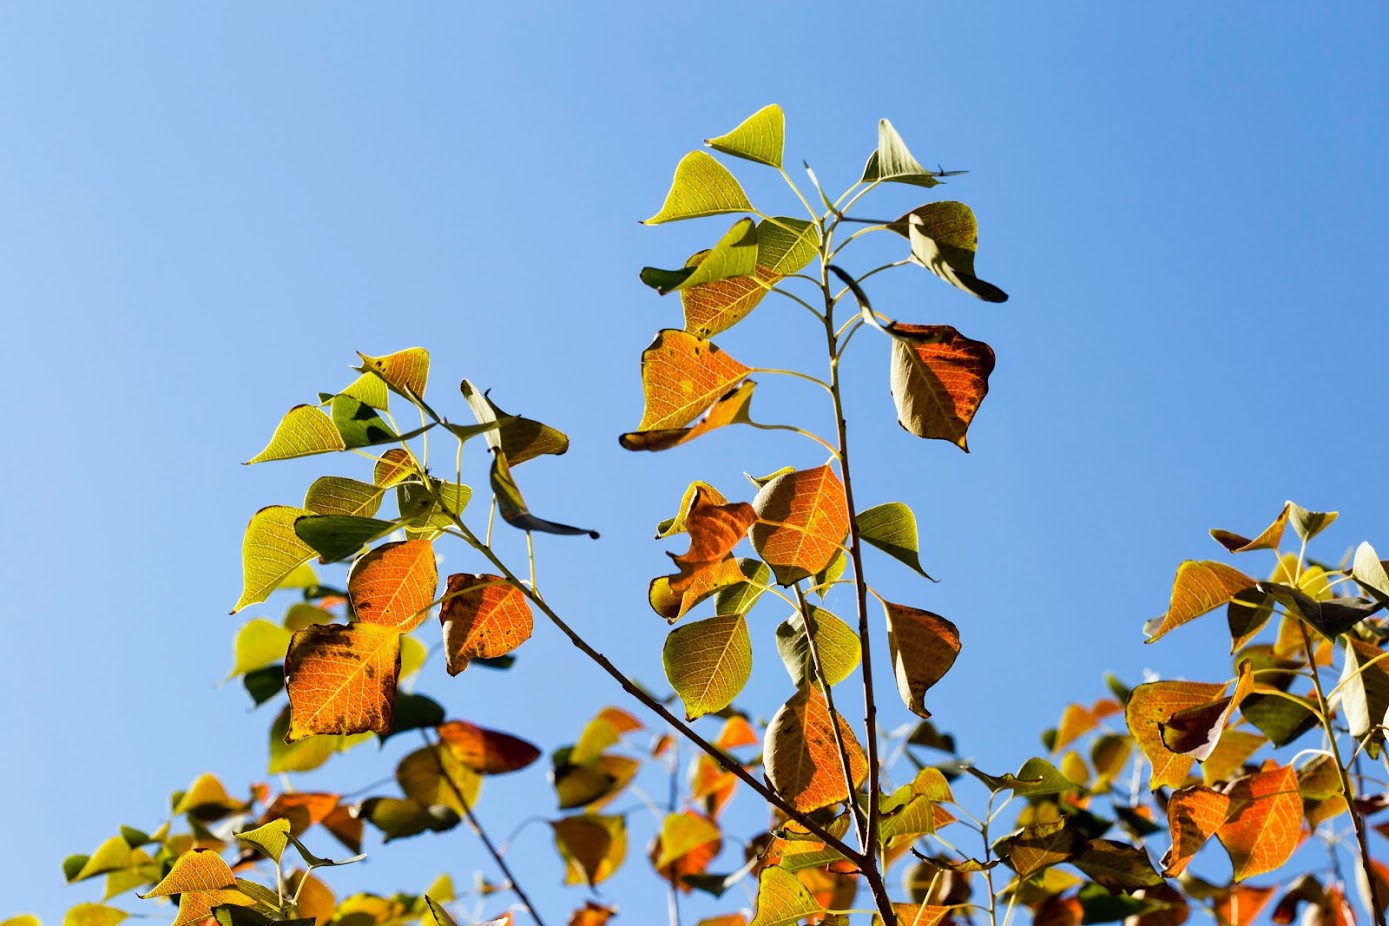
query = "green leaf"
(490, 450, 599, 538)
(861, 118, 944, 188)
(663, 614, 752, 720)
(286, 833, 365, 869)
(63, 855, 90, 882)
(715, 558, 771, 615)
(233, 506, 318, 613)
(1287, 501, 1337, 542)
(641, 218, 758, 295)
(643, 151, 754, 224)
(967, 757, 1083, 796)
(812, 549, 846, 598)
(398, 479, 471, 534)
(756, 217, 818, 275)
(1076, 882, 1158, 923)
(234, 819, 290, 863)
(72, 837, 133, 882)
(339, 371, 389, 410)
(242, 664, 284, 707)
(774, 606, 860, 687)
(304, 477, 386, 518)
(705, 104, 784, 168)
(330, 395, 398, 449)
(245, 405, 345, 464)
(907, 211, 1009, 302)
(859, 502, 936, 580)
(1238, 692, 1319, 747)
(294, 515, 398, 563)
(228, 619, 291, 679)
(748, 866, 823, 926)
(1255, 582, 1380, 641)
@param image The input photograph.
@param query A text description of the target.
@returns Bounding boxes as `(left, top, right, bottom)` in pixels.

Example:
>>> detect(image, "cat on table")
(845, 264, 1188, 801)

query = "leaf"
(63, 907, 128, 926)
(1071, 839, 1164, 893)
(490, 450, 599, 538)
(233, 506, 318, 612)
(436, 720, 542, 774)
(423, 898, 457, 926)
(141, 848, 237, 897)
(886, 323, 995, 450)
(1145, 561, 1258, 643)
(396, 746, 482, 815)
(966, 757, 1082, 796)
(374, 448, 416, 487)
(567, 904, 616, 926)
(883, 905, 952, 926)
(1338, 637, 1389, 758)
(355, 348, 430, 402)
(646, 219, 760, 295)
(397, 479, 471, 535)
(1212, 884, 1276, 926)
(330, 395, 398, 449)
(439, 573, 534, 674)
(861, 119, 943, 188)
(71, 837, 132, 882)
(906, 215, 1008, 303)
(1161, 786, 1233, 876)
(656, 481, 727, 538)
(1126, 680, 1228, 789)
(715, 558, 772, 616)
(379, 691, 446, 742)
(633, 330, 752, 431)
(338, 371, 388, 410)
(1216, 764, 1302, 880)
(858, 502, 935, 580)
(285, 871, 334, 926)
(1286, 501, 1337, 543)
(173, 773, 247, 819)
(1158, 659, 1254, 760)
(304, 477, 385, 518)
(284, 623, 400, 740)
(995, 819, 1084, 878)
(748, 866, 824, 926)
(757, 217, 819, 274)
(681, 265, 778, 340)
(764, 685, 867, 813)
(234, 819, 290, 864)
(1238, 693, 1319, 748)
(650, 556, 747, 624)
(228, 619, 291, 679)
(652, 810, 722, 878)
(751, 465, 849, 586)
(1353, 542, 1389, 606)
(459, 380, 569, 465)
(245, 406, 345, 464)
(774, 606, 861, 687)
(294, 515, 397, 564)
(1227, 588, 1275, 652)
(258, 792, 340, 835)
(1211, 503, 1290, 553)
(621, 379, 756, 451)
(668, 488, 758, 593)
(1256, 581, 1380, 641)
(348, 539, 438, 632)
(643, 151, 754, 224)
(663, 613, 752, 720)
(705, 104, 784, 167)
(551, 815, 626, 886)
(884, 602, 960, 719)
(1296, 755, 1346, 829)
(359, 797, 459, 841)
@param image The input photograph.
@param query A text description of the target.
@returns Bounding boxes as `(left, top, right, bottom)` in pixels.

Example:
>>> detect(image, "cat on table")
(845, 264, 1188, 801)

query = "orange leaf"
(1211, 503, 1291, 553)
(1161, 786, 1233, 876)
(883, 602, 960, 720)
(1213, 884, 1275, 926)
(751, 465, 849, 586)
(1145, 561, 1257, 643)
(765, 685, 868, 812)
(436, 720, 542, 775)
(622, 380, 757, 452)
(651, 810, 722, 891)
(259, 792, 340, 835)
(284, 623, 400, 740)
(668, 488, 757, 593)
(634, 329, 751, 431)
(715, 715, 759, 749)
(1216, 764, 1303, 880)
(286, 869, 335, 926)
(374, 448, 416, 486)
(1126, 679, 1227, 789)
(683, 265, 780, 338)
(356, 347, 429, 400)
(650, 556, 747, 623)
(1033, 896, 1083, 926)
(439, 573, 533, 674)
(886, 323, 994, 450)
(887, 904, 952, 926)
(567, 902, 619, 926)
(1159, 659, 1255, 760)
(348, 539, 438, 632)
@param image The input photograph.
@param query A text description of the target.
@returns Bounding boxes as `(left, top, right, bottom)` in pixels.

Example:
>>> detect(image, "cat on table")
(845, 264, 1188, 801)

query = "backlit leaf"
(339, 371, 388, 410)
(284, 623, 400, 740)
(1159, 660, 1254, 760)
(348, 539, 437, 632)
(63, 907, 127, 926)
(356, 348, 429, 402)
(668, 488, 757, 593)
(656, 481, 727, 538)
(663, 614, 752, 720)
(234, 819, 290, 864)
(233, 506, 318, 612)
(1296, 755, 1346, 829)
(490, 450, 599, 538)
(1216, 764, 1302, 880)
(567, 904, 615, 926)
(966, 757, 1082, 796)
(907, 215, 1008, 302)
(71, 837, 132, 883)
(294, 515, 397, 563)
(715, 558, 772, 616)
(245, 406, 345, 464)
(884, 905, 952, 926)
(748, 866, 823, 926)
(1338, 637, 1389, 758)
(756, 217, 818, 275)
(652, 810, 722, 880)
(1352, 542, 1389, 606)
(396, 746, 482, 815)
(642, 219, 759, 294)
(397, 479, 471, 535)
(229, 619, 291, 678)
(1145, 561, 1257, 643)
(439, 573, 533, 674)
(1286, 502, 1336, 543)
(887, 324, 995, 450)
(1211, 503, 1290, 553)
(621, 380, 756, 452)
(774, 606, 861, 687)
(650, 556, 747, 623)
(436, 720, 542, 774)
(1161, 786, 1233, 876)
(858, 502, 935, 580)
(633, 330, 752, 431)
(884, 602, 960, 720)
(286, 871, 334, 926)
(172, 773, 246, 820)
(1071, 839, 1163, 893)
(459, 380, 569, 465)
(764, 685, 867, 813)
(551, 815, 626, 886)
(643, 151, 753, 224)
(705, 104, 784, 167)
(1212, 884, 1275, 926)
(330, 395, 398, 449)
(258, 792, 339, 835)
(1125, 680, 1227, 789)
(751, 465, 849, 586)
(140, 848, 237, 897)
(861, 119, 942, 188)
(1201, 729, 1265, 785)
(680, 264, 776, 338)
(304, 477, 385, 518)
(374, 449, 416, 487)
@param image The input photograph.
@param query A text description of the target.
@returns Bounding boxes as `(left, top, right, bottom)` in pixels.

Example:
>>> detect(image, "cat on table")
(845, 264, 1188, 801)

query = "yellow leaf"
(1145, 561, 1257, 643)
(1125, 679, 1227, 789)
(705, 104, 784, 168)
(748, 866, 823, 926)
(356, 348, 430, 401)
(396, 746, 482, 815)
(284, 623, 401, 740)
(551, 815, 626, 886)
(662, 614, 752, 720)
(233, 506, 318, 612)
(62, 907, 126, 926)
(643, 151, 753, 225)
(245, 405, 344, 465)
(228, 619, 291, 678)
(1210, 502, 1290, 553)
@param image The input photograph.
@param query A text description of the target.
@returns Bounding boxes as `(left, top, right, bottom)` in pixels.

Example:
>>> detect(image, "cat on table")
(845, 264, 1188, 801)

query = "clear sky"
(2, 3, 1386, 924)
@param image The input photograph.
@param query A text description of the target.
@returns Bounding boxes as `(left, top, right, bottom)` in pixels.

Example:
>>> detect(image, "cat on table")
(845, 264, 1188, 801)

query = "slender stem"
(746, 420, 841, 459)
(751, 366, 834, 394)
(777, 166, 821, 223)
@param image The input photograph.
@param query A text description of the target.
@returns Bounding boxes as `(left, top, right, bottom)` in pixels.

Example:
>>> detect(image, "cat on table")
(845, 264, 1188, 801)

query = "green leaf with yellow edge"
(62, 907, 127, 926)
(751, 464, 849, 586)
(234, 819, 290, 863)
(641, 218, 759, 294)
(293, 515, 397, 563)
(764, 685, 867, 813)
(396, 746, 482, 815)
(715, 558, 771, 615)
(1286, 501, 1337, 543)
(228, 619, 291, 678)
(643, 151, 754, 224)
(1126, 679, 1227, 789)
(858, 502, 935, 580)
(884, 602, 959, 719)
(245, 406, 345, 465)
(303, 477, 385, 518)
(663, 613, 752, 720)
(621, 380, 756, 452)
(284, 623, 401, 740)
(774, 606, 860, 687)
(491, 450, 600, 538)
(360, 797, 459, 842)
(705, 104, 784, 167)
(887, 323, 996, 450)
(233, 506, 318, 613)
(1144, 561, 1258, 643)
(330, 395, 398, 449)
(747, 866, 823, 926)
(861, 118, 943, 188)
(551, 815, 627, 887)
(907, 213, 1009, 302)
(356, 348, 430, 402)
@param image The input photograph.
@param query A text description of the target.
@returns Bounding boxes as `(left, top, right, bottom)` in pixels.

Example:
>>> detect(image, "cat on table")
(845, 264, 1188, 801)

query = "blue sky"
(2, 3, 1386, 923)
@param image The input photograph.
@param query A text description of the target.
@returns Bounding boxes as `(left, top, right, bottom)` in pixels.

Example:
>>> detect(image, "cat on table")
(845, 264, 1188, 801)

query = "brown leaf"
(436, 720, 541, 775)
(567, 902, 619, 926)
(634, 330, 751, 431)
(1126, 679, 1227, 789)
(1159, 659, 1255, 760)
(286, 869, 335, 926)
(284, 623, 400, 740)
(886, 323, 994, 450)
(1145, 561, 1258, 643)
(621, 380, 756, 452)
(439, 573, 533, 674)
(995, 819, 1083, 878)
(1216, 764, 1303, 881)
(764, 685, 867, 813)
(348, 539, 438, 632)
(1211, 503, 1290, 553)
(1161, 786, 1233, 876)
(751, 465, 849, 586)
(552, 815, 626, 887)
(668, 488, 757, 593)
(883, 602, 960, 719)
(1071, 839, 1163, 893)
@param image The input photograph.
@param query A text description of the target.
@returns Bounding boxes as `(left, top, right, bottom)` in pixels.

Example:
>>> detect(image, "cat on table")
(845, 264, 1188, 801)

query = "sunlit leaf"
(811, 549, 845, 599)
(633, 330, 752, 431)
(460, 380, 569, 465)
(228, 619, 291, 679)
(645, 219, 759, 294)
(359, 797, 459, 842)
(554, 753, 641, 811)
(652, 810, 722, 890)
(551, 815, 626, 887)
(233, 819, 290, 864)
(858, 502, 935, 580)
(233, 506, 318, 612)
(566, 903, 617, 926)
(374, 448, 416, 487)
(1216, 764, 1302, 880)
(650, 556, 747, 624)
(764, 684, 867, 813)
(668, 488, 757, 593)
(1201, 729, 1264, 785)
(490, 450, 599, 538)
(330, 394, 398, 449)
(887, 323, 995, 450)
(1286, 502, 1336, 543)
(1159, 659, 1254, 760)
(1145, 561, 1258, 643)
(861, 119, 942, 188)
(994, 819, 1083, 878)
(1212, 884, 1276, 926)
(643, 151, 753, 224)
(70, 837, 132, 883)
(246, 406, 345, 464)
(172, 773, 246, 820)
(751, 465, 849, 586)
(1161, 786, 1233, 877)
(1126, 679, 1226, 788)
(436, 720, 542, 775)
(258, 792, 340, 836)
(966, 757, 1081, 797)
(284, 870, 333, 926)
(884, 601, 959, 719)
(356, 348, 429, 402)
(63, 907, 128, 926)
(1296, 755, 1346, 830)
(907, 215, 1008, 303)
(396, 746, 482, 815)
(397, 479, 471, 535)
(621, 380, 756, 452)
(681, 264, 779, 339)
(1352, 542, 1389, 606)
(663, 613, 752, 720)
(715, 558, 772, 616)
(748, 866, 823, 926)
(1211, 503, 1290, 553)
(757, 217, 819, 274)
(1338, 637, 1389, 758)
(140, 848, 237, 897)
(348, 539, 437, 632)
(705, 104, 784, 167)
(268, 707, 337, 772)
(294, 515, 397, 563)
(304, 477, 385, 518)
(774, 606, 861, 687)
(439, 573, 533, 674)
(284, 623, 400, 740)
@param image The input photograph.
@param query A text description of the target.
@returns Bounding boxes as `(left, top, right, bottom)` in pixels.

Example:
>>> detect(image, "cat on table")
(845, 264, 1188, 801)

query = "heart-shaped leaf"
(705, 104, 784, 168)
(439, 573, 533, 674)
(884, 601, 960, 719)
(663, 613, 752, 720)
(246, 406, 346, 464)
(643, 151, 754, 225)
(764, 685, 867, 813)
(751, 465, 849, 586)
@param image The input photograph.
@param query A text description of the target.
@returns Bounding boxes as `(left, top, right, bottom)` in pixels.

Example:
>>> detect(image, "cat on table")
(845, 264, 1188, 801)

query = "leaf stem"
(749, 366, 834, 394)
(746, 420, 841, 459)
(777, 167, 822, 223)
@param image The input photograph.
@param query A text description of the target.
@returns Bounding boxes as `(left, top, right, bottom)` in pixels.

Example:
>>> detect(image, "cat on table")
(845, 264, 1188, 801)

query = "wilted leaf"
(751, 465, 849, 585)
(858, 502, 935, 580)
(1159, 660, 1254, 760)
(886, 324, 995, 450)
(490, 449, 599, 538)
(764, 685, 867, 813)
(1071, 839, 1163, 893)
(644, 151, 754, 224)
(1162, 786, 1233, 876)
(621, 379, 756, 452)
(650, 556, 747, 623)
(1126, 680, 1226, 789)
(775, 606, 861, 687)
(1145, 562, 1258, 643)
(233, 506, 318, 612)
(348, 539, 437, 632)
(437, 720, 542, 775)
(663, 614, 752, 720)
(706, 104, 783, 167)
(1338, 637, 1389, 758)
(884, 602, 959, 719)
(439, 573, 533, 674)
(1216, 764, 1302, 880)
(1286, 502, 1336, 543)
(861, 119, 942, 188)
(668, 489, 757, 592)
(304, 477, 385, 518)
(355, 348, 429, 402)
(1211, 504, 1290, 553)
(246, 406, 345, 465)
(284, 623, 400, 740)
(552, 815, 626, 886)
(907, 214, 1008, 303)
(748, 866, 823, 926)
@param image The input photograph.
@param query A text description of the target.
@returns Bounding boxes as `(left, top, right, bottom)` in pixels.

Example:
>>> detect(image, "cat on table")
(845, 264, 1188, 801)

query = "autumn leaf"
(344, 539, 437, 632)
(460, 380, 569, 466)
(552, 815, 627, 887)
(374, 448, 416, 487)
(490, 449, 599, 538)
(62, 907, 127, 926)
(1125, 679, 1227, 789)
(1336, 636, 1389, 759)
(883, 602, 960, 719)
(1216, 764, 1303, 881)
(905, 210, 1009, 303)
(651, 811, 722, 891)
(566, 903, 617, 926)
(774, 606, 861, 687)
(1144, 561, 1258, 643)
(1212, 884, 1276, 926)
(764, 685, 867, 813)
(1161, 786, 1234, 876)
(650, 556, 747, 623)
(667, 488, 757, 593)
(245, 405, 346, 464)
(396, 746, 482, 815)
(439, 573, 534, 674)
(681, 266, 779, 339)
(233, 506, 319, 612)
(140, 849, 254, 926)
(1159, 659, 1255, 760)
(663, 614, 752, 720)
(359, 797, 458, 842)
(886, 323, 995, 450)
(994, 819, 1084, 878)
(621, 380, 756, 452)
(747, 866, 824, 926)
(632, 330, 752, 434)
(1211, 503, 1290, 553)
(1071, 839, 1164, 893)
(257, 792, 340, 836)
(355, 348, 430, 403)
(284, 623, 401, 740)
(436, 720, 542, 775)
(751, 465, 849, 586)
(286, 870, 335, 926)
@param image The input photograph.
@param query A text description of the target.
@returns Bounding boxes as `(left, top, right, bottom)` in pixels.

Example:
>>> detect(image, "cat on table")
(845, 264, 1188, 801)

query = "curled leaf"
(886, 323, 995, 450)
(883, 602, 960, 719)
(439, 573, 534, 674)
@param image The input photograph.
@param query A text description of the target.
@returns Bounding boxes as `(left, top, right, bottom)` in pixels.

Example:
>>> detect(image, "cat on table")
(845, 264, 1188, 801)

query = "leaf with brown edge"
(651, 811, 722, 891)
(663, 614, 752, 720)
(994, 818, 1084, 878)
(436, 720, 541, 775)
(650, 556, 747, 623)
(356, 348, 429, 402)
(551, 815, 626, 887)
(1145, 561, 1258, 643)
(633, 330, 752, 431)
(1071, 839, 1164, 893)
(439, 573, 533, 675)
(348, 539, 437, 632)
(1126, 679, 1228, 789)
(668, 488, 757, 593)
(1162, 786, 1234, 876)
(886, 323, 995, 450)
(1216, 764, 1302, 881)
(884, 602, 960, 719)
(751, 465, 849, 586)
(764, 685, 867, 813)
(284, 623, 400, 741)
(1212, 884, 1276, 926)
(655, 482, 728, 538)
(747, 866, 823, 926)
(1159, 659, 1255, 760)
(1211, 503, 1290, 553)
(621, 380, 756, 452)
